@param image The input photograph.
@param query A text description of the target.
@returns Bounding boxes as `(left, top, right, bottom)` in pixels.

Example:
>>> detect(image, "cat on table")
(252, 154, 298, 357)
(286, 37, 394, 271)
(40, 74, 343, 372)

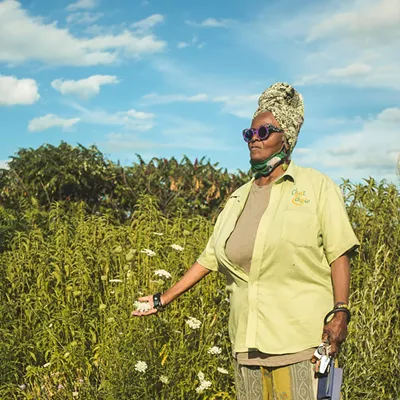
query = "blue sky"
(0, 0, 399, 183)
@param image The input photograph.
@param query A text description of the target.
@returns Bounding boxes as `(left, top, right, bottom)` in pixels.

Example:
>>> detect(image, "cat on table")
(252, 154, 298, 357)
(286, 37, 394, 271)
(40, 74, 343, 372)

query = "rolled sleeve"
(319, 179, 360, 265)
(197, 232, 219, 272)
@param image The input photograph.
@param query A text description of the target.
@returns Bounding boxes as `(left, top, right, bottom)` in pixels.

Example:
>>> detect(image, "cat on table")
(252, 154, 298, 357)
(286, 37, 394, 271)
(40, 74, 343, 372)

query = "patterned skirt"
(233, 359, 319, 400)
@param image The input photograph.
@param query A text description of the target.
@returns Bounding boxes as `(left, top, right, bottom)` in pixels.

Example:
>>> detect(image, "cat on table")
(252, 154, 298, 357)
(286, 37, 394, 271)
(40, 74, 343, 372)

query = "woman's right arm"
(131, 261, 211, 317)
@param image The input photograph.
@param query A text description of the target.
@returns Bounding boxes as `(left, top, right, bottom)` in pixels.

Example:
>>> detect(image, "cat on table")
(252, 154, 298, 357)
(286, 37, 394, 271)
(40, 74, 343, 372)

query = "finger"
(131, 308, 157, 317)
(321, 331, 329, 343)
(329, 340, 338, 358)
(138, 296, 151, 302)
(313, 359, 321, 373)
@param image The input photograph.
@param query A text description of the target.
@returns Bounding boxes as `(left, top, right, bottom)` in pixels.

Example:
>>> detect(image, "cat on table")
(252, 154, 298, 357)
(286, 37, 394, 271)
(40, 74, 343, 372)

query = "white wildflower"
(141, 248, 156, 257)
(207, 346, 222, 355)
(72, 392, 79, 397)
(19, 384, 26, 390)
(152, 232, 164, 236)
(109, 279, 123, 283)
(186, 317, 201, 330)
(159, 375, 169, 384)
(134, 301, 152, 312)
(170, 244, 184, 251)
(217, 367, 229, 374)
(134, 361, 148, 373)
(195, 371, 211, 393)
(42, 362, 51, 368)
(154, 269, 171, 279)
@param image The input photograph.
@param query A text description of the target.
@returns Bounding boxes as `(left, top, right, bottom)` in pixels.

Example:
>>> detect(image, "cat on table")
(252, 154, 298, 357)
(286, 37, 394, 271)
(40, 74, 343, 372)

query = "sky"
(0, 0, 399, 184)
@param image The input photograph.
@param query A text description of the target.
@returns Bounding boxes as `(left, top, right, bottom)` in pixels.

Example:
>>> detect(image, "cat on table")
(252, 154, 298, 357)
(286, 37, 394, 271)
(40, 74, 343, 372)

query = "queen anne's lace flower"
(154, 269, 171, 279)
(207, 346, 222, 355)
(195, 371, 212, 394)
(134, 301, 152, 312)
(159, 375, 169, 384)
(141, 248, 156, 257)
(134, 361, 148, 373)
(217, 367, 229, 374)
(186, 317, 201, 330)
(170, 244, 184, 251)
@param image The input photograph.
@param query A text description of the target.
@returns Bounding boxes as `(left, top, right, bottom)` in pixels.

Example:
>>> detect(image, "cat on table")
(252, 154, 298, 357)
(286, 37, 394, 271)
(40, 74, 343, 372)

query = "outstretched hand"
(131, 295, 159, 317)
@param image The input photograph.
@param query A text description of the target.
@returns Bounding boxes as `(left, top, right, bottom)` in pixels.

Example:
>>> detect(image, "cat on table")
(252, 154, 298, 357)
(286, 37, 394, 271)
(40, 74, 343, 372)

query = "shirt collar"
(275, 160, 297, 184)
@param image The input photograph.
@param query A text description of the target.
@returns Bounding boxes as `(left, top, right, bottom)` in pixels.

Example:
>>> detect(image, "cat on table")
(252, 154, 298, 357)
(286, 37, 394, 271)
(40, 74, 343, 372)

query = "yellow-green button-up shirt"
(197, 162, 359, 354)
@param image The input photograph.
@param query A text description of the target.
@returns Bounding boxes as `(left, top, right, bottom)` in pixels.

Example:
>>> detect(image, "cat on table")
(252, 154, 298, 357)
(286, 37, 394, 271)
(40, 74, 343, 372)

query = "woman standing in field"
(133, 82, 359, 400)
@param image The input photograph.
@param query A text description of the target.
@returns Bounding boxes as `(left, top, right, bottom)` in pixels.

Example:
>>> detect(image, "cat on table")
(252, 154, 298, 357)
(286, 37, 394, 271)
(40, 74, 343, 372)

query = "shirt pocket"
(281, 210, 318, 248)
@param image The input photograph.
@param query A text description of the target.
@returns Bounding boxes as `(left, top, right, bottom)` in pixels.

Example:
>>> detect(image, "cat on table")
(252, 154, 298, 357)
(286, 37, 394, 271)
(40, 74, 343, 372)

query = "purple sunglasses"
(242, 124, 284, 143)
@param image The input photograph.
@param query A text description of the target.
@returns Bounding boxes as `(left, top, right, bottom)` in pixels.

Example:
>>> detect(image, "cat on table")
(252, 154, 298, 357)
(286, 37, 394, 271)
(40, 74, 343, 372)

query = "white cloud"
(328, 63, 373, 78)
(103, 117, 228, 153)
(176, 35, 204, 49)
(66, 12, 103, 25)
(142, 93, 208, 104)
(0, 0, 166, 66)
(132, 14, 164, 32)
(28, 114, 80, 132)
(0, 160, 9, 169)
(51, 75, 119, 99)
(186, 18, 232, 28)
(239, 0, 400, 91)
(141, 92, 257, 118)
(307, 0, 400, 42)
(213, 94, 258, 119)
(67, 0, 97, 11)
(177, 41, 189, 49)
(0, 75, 40, 105)
(68, 102, 155, 131)
(293, 107, 400, 182)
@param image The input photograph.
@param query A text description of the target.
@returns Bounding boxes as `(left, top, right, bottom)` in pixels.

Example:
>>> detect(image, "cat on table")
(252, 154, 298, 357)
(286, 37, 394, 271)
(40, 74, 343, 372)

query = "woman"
(133, 82, 359, 399)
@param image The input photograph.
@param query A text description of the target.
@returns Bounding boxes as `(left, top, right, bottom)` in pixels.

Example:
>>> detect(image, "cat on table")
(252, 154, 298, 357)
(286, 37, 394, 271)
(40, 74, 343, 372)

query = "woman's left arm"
(323, 254, 351, 357)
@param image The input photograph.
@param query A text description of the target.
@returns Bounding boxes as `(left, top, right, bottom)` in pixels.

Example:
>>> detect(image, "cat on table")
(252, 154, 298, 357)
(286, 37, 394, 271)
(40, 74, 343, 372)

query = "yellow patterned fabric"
(253, 82, 304, 153)
(233, 359, 319, 400)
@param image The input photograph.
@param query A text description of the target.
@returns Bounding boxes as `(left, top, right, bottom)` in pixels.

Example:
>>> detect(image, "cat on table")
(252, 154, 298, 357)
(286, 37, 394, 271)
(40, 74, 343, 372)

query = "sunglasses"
(242, 124, 284, 143)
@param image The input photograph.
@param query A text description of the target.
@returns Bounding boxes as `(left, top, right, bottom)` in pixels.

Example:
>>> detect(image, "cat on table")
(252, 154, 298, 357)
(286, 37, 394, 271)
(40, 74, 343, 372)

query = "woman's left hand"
(322, 312, 348, 358)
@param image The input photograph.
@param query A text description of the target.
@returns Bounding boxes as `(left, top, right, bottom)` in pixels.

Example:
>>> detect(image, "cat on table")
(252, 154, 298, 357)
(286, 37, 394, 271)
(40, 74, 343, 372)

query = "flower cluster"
(134, 361, 148, 373)
(170, 244, 184, 251)
(159, 375, 169, 384)
(195, 371, 212, 394)
(154, 269, 171, 279)
(133, 301, 152, 312)
(186, 317, 201, 330)
(207, 346, 222, 355)
(141, 248, 156, 257)
(217, 367, 229, 374)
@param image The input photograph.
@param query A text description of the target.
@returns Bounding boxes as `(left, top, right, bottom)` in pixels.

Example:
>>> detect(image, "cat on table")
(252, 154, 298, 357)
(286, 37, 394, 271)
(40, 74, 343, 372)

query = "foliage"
(0, 148, 399, 399)
(0, 143, 250, 227)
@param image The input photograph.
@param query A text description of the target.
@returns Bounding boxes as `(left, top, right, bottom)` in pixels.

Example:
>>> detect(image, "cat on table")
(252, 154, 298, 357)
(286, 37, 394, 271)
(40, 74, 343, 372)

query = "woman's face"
(248, 111, 285, 162)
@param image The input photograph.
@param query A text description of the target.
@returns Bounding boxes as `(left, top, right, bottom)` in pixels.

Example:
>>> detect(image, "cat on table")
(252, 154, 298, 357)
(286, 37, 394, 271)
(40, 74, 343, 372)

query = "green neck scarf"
(250, 147, 288, 179)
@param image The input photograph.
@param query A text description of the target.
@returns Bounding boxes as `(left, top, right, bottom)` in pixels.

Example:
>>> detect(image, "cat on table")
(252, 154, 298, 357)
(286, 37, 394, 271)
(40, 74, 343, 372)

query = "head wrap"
(253, 82, 304, 153)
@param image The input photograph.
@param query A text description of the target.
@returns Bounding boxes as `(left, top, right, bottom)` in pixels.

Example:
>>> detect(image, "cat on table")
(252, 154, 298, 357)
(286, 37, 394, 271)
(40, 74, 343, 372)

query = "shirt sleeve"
(196, 198, 232, 272)
(196, 230, 219, 272)
(319, 178, 360, 265)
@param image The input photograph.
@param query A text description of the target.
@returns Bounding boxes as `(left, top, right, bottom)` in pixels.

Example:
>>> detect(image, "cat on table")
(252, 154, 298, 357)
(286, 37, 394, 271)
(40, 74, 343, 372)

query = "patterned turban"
(253, 82, 304, 153)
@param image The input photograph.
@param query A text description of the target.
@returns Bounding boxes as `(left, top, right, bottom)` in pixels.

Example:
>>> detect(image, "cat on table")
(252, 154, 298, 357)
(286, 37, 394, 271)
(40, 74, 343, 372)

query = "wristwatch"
(153, 292, 165, 312)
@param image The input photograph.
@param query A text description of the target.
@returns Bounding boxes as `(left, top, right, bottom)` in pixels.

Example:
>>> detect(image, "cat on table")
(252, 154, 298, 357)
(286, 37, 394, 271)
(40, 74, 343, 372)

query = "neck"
(255, 163, 289, 186)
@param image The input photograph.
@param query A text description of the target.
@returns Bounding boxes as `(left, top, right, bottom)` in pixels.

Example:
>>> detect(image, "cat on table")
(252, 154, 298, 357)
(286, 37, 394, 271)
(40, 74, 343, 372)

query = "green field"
(0, 145, 399, 399)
